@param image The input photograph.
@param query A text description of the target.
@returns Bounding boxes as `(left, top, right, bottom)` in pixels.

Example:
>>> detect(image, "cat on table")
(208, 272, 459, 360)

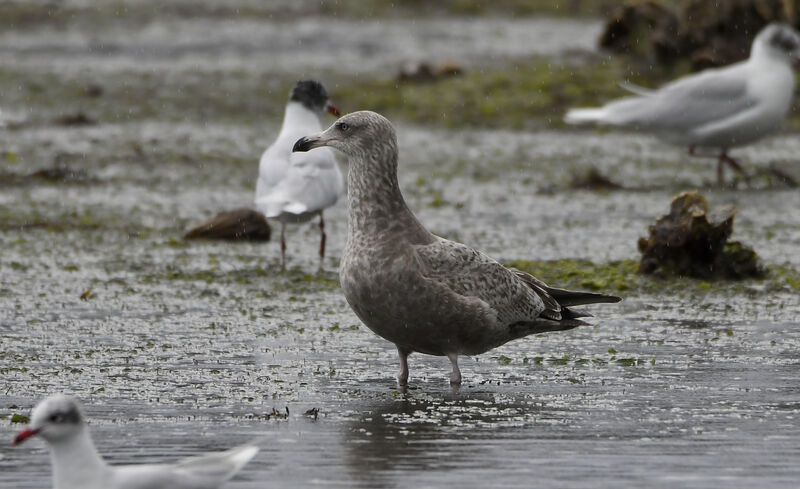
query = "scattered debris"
(32, 165, 91, 182)
(569, 167, 623, 191)
(1, 164, 94, 186)
(184, 208, 271, 242)
(638, 191, 763, 279)
(80, 289, 93, 301)
(397, 60, 464, 82)
(758, 164, 798, 187)
(84, 83, 104, 97)
(264, 407, 289, 420)
(304, 407, 319, 420)
(52, 112, 97, 126)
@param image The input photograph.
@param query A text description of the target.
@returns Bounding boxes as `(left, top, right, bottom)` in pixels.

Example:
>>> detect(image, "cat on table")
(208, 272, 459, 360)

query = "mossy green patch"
(10, 413, 29, 424)
(334, 58, 631, 130)
(505, 258, 800, 297)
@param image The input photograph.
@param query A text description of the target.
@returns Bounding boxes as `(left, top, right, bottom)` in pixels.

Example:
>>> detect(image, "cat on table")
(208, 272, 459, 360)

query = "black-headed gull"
(566, 23, 800, 184)
(293, 111, 621, 386)
(255, 80, 343, 269)
(13, 395, 258, 489)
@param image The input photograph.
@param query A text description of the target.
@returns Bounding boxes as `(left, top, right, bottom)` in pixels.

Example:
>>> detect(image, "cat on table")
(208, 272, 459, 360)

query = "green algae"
(0, 56, 697, 131)
(10, 413, 30, 424)
(505, 258, 800, 297)
(333, 58, 630, 130)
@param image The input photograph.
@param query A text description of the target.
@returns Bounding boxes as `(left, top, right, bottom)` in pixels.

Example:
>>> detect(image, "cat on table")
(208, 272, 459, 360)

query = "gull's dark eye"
(338, 122, 350, 132)
(49, 413, 64, 423)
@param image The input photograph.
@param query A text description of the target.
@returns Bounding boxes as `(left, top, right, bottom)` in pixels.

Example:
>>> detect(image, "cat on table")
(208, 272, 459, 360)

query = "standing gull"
(565, 23, 800, 184)
(293, 111, 621, 385)
(255, 80, 343, 269)
(13, 395, 259, 489)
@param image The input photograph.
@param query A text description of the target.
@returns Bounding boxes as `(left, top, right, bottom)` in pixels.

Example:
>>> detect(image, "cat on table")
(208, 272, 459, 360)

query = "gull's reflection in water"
(342, 388, 542, 487)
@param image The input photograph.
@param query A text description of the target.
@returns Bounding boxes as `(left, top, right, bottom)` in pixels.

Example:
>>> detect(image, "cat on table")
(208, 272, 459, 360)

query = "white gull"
(255, 80, 343, 268)
(565, 23, 800, 184)
(13, 395, 258, 489)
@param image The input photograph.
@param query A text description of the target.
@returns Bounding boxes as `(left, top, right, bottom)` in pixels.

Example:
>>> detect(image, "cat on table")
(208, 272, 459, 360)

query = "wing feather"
(601, 62, 757, 131)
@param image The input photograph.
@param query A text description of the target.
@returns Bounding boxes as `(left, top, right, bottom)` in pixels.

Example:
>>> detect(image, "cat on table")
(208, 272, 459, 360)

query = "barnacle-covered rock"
(637, 191, 763, 278)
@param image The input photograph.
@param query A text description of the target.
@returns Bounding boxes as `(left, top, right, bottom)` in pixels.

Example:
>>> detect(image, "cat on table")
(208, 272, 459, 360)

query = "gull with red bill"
(254, 79, 344, 269)
(13, 394, 258, 489)
(565, 23, 800, 185)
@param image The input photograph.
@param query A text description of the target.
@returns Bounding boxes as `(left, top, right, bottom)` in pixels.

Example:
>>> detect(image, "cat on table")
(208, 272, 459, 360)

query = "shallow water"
(0, 15, 601, 75)
(2, 3, 800, 489)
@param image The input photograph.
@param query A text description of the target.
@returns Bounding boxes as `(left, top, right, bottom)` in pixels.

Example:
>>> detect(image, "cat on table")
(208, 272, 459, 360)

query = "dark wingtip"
(292, 137, 311, 153)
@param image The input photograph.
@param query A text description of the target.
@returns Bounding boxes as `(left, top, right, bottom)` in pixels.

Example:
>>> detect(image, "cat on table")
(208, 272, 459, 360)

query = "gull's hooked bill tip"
(293, 136, 312, 153)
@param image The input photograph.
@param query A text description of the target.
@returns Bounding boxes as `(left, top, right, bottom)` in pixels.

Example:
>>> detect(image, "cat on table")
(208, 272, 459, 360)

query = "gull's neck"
(279, 102, 322, 137)
(48, 427, 109, 489)
(346, 144, 433, 245)
(749, 40, 789, 67)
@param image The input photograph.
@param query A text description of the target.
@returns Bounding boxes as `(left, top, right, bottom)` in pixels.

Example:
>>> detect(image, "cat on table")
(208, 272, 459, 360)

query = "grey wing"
(173, 444, 258, 482)
(113, 445, 257, 489)
(412, 238, 552, 325)
(603, 63, 756, 130)
(113, 465, 217, 489)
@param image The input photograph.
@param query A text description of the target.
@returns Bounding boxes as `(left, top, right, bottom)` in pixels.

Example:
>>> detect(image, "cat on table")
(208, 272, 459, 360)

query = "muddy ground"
(1, 1, 799, 488)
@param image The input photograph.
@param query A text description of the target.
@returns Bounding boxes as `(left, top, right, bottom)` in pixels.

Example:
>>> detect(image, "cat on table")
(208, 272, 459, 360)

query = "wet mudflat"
(1, 2, 800, 488)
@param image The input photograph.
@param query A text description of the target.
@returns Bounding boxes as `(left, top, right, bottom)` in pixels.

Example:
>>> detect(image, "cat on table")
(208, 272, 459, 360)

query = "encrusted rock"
(637, 191, 763, 278)
(600, 0, 795, 69)
(599, 1, 681, 64)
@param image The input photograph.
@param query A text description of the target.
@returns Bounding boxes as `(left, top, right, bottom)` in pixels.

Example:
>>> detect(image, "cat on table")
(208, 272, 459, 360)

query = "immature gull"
(255, 80, 343, 269)
(13, 395, 258, 489)
(565, 23, 800, 184)
(293, 111, 621, 385)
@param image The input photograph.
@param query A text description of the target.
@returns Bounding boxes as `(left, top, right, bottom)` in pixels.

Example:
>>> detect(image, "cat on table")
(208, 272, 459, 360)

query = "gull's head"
(289, 80, 340, 117)
(292, 110, 396, 159)
(753, 23, 800, 65)
(13, 395, 86, 446)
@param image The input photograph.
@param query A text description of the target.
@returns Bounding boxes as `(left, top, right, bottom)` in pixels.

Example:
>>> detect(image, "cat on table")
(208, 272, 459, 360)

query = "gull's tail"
(564, 107, 608, 125)
(545, 286, 622, 307)
(509, 268, 622, 335)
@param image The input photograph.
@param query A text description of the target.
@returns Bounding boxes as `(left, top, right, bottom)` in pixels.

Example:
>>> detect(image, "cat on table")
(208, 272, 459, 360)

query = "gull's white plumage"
(565, 23, 800, 183)
(254, 80, 343, 268)
(13, 395, 258, 489)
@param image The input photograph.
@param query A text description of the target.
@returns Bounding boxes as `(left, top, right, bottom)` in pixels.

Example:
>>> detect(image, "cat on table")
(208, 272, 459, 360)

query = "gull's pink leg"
(280, 222, 287, 270)
(397, 346, 411, 386)
(447, 352, 462, 385)
(720, 151, 750, 186)
(318, 213, 326, 269)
